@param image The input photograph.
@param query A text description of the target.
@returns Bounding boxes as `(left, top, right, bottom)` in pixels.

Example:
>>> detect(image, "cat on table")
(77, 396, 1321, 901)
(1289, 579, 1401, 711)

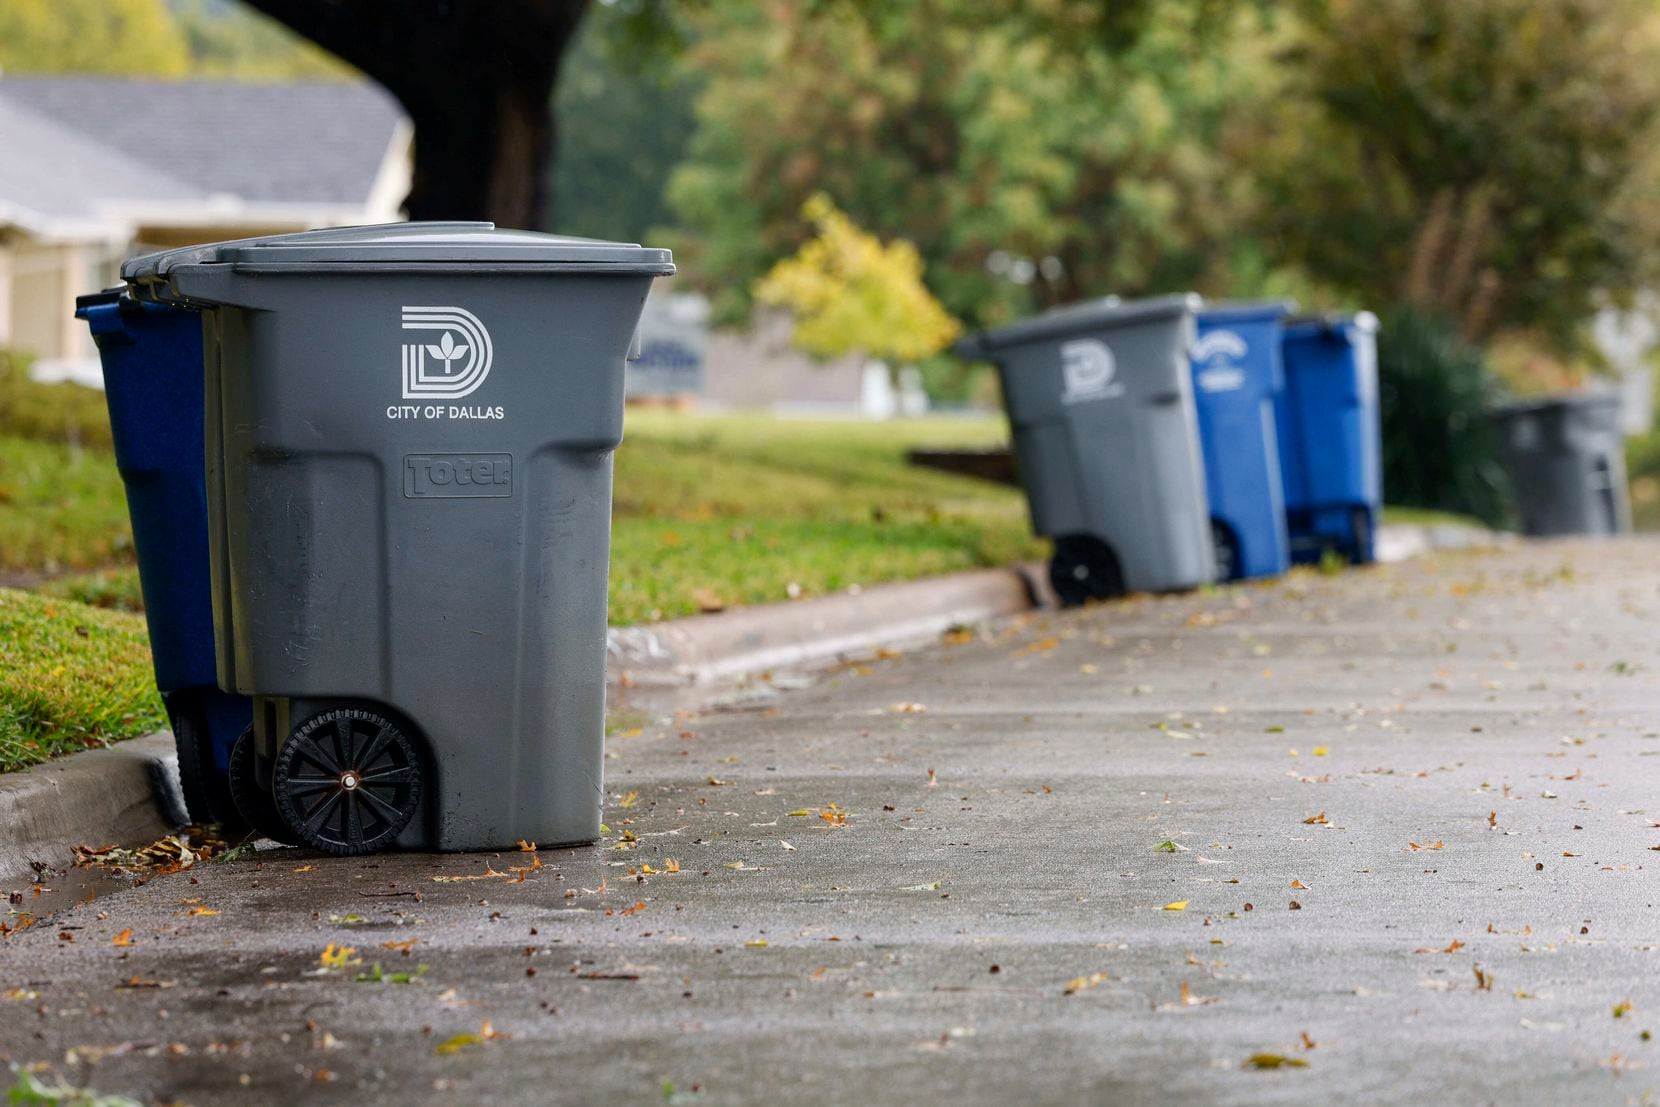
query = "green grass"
(38, 567, 147, 612)
(609, 411, 1039, 622)
(0, 413, 1039, 624)
(0, 436, 133, 573)
(0, 587, 165, 774)
(1379, 505, 1487, 530)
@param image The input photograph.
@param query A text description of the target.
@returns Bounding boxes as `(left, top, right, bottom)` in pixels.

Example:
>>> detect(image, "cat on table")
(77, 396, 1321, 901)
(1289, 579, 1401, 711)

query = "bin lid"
(123, 222, 675, 286)
(1197, 299, 1297, 325)
(120, 221, 495, 284)
(956, 292, 1201, 357)
(1491, 390, 1623, 418)
(1284, 310, 1378, 341)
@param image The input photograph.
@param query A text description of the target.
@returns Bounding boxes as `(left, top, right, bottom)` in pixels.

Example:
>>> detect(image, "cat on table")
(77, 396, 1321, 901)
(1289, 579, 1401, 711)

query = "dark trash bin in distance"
(1490, 393, 1632, 538)
(957, 294, 1215, 605)
(124, 224, 673, 854)
(1276, 312, 1382, 564)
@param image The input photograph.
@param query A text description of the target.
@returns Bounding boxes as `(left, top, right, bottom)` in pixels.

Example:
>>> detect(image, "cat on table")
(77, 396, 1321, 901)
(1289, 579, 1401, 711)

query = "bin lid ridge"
(956, 292, 1202, 356)
(211, 226, 671, 272)
(120, 221, 497, 283)
(1195, 299, 1297, 324)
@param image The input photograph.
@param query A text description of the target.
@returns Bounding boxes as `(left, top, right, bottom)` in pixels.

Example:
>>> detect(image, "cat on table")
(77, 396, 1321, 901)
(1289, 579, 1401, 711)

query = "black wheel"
(272, 709, 423, 856)
(168, 692, 251, 834)
(1049, 534, 1124, 607)
(228, 725, 302, 846)
(1348, 507, 1374, 564)
(164, 693, 216, 827)
(1211, 520, 1240, 581)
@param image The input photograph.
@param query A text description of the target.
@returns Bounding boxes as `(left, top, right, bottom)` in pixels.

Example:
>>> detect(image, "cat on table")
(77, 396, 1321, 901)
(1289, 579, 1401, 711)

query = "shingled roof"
(0, 76, 408, 237)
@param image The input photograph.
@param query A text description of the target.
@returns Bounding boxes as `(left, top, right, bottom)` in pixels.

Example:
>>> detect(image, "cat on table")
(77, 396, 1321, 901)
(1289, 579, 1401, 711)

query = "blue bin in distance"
(75, 289, 250, 827)
(1191, 302, 1294, 580)
(1276, 312, 1382, 563)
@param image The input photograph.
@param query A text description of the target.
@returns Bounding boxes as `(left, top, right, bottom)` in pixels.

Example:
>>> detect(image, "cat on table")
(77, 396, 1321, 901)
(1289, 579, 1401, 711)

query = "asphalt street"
(3, 538, 1659, 1105)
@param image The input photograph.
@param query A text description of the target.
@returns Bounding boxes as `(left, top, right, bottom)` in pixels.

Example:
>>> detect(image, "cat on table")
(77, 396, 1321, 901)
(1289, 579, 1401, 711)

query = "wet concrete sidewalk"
(3, 539, 1659, 1105)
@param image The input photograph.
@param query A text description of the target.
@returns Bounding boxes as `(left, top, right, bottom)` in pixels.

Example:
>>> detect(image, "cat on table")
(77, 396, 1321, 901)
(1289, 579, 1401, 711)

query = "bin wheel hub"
(273, 709, 423, 856)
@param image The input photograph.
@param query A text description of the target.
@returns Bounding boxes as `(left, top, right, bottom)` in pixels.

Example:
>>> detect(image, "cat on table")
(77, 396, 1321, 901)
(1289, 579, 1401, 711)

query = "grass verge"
(0, 436, 133, 574)
(1, 412, 1040, 624)
(0, 587, 164, 774)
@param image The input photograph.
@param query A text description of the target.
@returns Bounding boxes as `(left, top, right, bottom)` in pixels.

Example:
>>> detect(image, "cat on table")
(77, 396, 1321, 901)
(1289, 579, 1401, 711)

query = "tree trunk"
(245, 0, 589, 227)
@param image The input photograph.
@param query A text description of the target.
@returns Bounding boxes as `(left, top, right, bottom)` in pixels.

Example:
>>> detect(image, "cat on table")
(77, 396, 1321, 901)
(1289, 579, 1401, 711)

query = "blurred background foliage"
(6, 0, 1660, 525)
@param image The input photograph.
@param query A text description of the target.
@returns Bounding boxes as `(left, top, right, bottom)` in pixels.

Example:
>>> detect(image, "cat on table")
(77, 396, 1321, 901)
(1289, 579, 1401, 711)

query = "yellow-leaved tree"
(754, 194, 960, 374)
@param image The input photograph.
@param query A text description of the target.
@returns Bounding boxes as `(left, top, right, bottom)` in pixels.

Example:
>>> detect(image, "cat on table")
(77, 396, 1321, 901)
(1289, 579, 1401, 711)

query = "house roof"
(0, 76, 408, 238)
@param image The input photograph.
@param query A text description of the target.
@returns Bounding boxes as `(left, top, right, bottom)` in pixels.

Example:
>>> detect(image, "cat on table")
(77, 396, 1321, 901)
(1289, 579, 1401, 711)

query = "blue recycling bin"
(1190, 302, 1293, 580)
(1276, 313, 1382, 564)
(75, 289, 250, 827)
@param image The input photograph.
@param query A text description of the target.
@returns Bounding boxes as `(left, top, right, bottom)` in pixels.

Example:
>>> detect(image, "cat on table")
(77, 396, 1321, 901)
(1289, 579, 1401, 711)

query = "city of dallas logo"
(400, 306, 493, 399)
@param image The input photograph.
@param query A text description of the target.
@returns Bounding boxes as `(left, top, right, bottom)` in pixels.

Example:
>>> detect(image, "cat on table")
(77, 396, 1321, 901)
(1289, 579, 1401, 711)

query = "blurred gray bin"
(957, 294, 1215, 603)
(123, 223, 673, 855)
(1491, 392, 1632, 537)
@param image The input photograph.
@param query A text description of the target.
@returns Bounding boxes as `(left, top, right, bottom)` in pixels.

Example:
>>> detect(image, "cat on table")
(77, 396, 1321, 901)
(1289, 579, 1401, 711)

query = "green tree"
(172, 0, 355, 80)
(754, 193, 960, 363)
(549, 3, 699, 240)
(0, 0, 190, 77)
(1261, 0, 1660, 351)
(667, 0, 1285, 326)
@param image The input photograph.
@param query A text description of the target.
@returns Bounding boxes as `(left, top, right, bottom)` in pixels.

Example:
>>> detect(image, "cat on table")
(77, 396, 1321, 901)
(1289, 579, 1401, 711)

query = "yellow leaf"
(111, 928, 133, 947)
(319, 944, 359, 969)
(617, 792, 639, 809)
(1245, 1053, 1309, 1069)
(1064, 971, 1107, 995)
(1163, 901, 1189, 912)
(1312, 746, 1329, 757)
(434, 1032, 482, 1056)
(185, 906, 219, 917)
(745, 939, 769, 948)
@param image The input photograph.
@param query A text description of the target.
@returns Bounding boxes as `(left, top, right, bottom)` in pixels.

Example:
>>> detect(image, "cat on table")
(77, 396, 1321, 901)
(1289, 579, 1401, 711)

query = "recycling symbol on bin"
(400, 305, 494, 400)
(1192, 330, 1248, 394)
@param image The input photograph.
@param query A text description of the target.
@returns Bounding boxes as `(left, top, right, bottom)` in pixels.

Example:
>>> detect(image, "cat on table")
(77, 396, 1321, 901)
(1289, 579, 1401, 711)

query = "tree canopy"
(666, 0, 1287, 327)
(1258, 0, 1660, 351)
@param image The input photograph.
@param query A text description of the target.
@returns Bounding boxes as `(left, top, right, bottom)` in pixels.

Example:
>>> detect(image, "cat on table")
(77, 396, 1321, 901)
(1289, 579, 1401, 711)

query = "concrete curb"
(1375, 521, 1514, 563)
(0, 732, 178, 886)
(607, 564, 1044, 687)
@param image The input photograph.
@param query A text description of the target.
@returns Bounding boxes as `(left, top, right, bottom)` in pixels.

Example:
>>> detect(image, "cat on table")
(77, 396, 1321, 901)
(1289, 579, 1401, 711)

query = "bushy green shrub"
(1377, 307, 1515, 528)
(0, 349, 113, 449)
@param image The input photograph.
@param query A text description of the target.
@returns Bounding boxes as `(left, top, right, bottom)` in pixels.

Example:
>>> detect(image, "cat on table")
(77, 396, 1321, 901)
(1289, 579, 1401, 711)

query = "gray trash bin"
(123, 223, 673, 855)
(957, 293, 1215, 603)
(1491, 392, 1632, 537)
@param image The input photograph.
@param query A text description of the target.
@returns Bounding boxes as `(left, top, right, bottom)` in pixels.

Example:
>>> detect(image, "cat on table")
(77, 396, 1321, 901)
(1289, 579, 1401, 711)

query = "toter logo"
(400, 306, 493, 399)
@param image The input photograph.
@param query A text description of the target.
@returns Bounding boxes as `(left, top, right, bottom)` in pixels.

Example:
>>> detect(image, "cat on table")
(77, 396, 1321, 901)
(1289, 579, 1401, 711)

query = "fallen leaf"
(111, 929, 133, 947)
(1163, 901, 1189, 912)
(1244, 1053, 1309, 1070)
(1302, 812, 1329, 826)
(1064, 972, 1108, 995)
(434, 1032, 482, 1056)
(319, 944, 360, 969)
